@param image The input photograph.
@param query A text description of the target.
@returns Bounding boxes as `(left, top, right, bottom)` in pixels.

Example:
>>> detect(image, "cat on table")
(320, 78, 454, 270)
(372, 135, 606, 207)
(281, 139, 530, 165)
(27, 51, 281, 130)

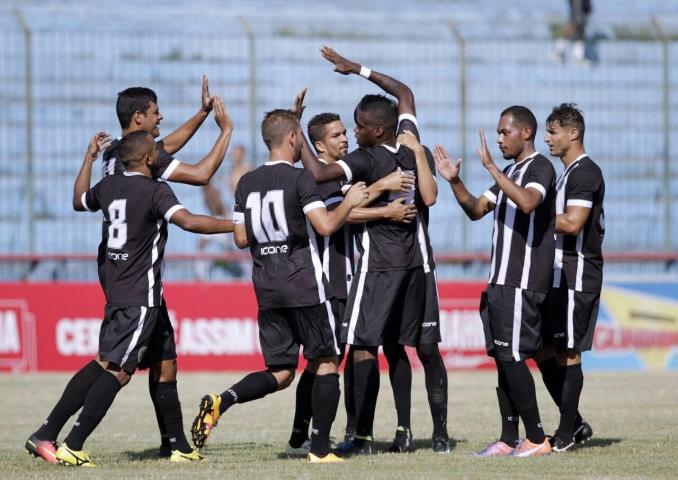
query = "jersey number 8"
(107, 199, 127, 249)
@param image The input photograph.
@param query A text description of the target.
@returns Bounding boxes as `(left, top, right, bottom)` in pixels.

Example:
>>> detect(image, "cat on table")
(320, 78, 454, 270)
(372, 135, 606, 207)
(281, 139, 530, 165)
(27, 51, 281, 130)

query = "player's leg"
(286, 361, 316, 455)
(347, 346, 379, 454)
(383, 339, 413, 453)
(342, 345, 357, 442)
(308, 355, 341, 462)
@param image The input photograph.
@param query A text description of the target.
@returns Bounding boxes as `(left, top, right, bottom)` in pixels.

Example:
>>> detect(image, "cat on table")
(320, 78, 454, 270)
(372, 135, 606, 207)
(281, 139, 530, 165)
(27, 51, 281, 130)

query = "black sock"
(309, 373, 340, 457)
(35, 360, 104, 442)
(219, 370, 278, 414)
(384, 342, 411, 430)
(418, 343, 448, 438)
(64, 372, 122, 451)
(556, 364, 584, 440)
(153, 381, 191, 453)
(496, 387, 520, 445)
(343, 348, 357, 434)
(352, 355, 379, 438)
(537, 357, 563, 407)
(149, 373, 169, 448)
(289, 370, 315, 448)
(499, 360, 545, 444)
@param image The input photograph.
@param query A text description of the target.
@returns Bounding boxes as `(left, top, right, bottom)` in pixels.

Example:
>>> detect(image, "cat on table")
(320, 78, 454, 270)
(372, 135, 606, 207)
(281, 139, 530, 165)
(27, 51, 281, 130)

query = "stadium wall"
(1, 281, 676, 373)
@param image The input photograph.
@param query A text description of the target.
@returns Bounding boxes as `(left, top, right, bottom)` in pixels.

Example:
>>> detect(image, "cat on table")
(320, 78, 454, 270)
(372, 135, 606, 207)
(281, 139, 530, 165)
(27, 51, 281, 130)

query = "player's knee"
(353, 347, 377, 363)
(158, 359, 178, 382)
(316, 355, 339, 375)
(270, 368, 295, 390)
(416, 343, 440, 366)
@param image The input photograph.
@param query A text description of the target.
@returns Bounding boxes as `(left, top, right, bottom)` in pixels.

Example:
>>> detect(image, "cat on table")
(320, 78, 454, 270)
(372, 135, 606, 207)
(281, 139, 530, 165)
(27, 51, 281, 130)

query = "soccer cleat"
(432, 434, 451, 453)
(473, 439, 515, 457)
(191, 394, 221, 449)
(388, 426, 416, 453)
(573, 421, 593, 444)
(170, 448, 204, 462)
(25, 434, 59, 464)
(336, 435, 374, 456)
(343, 428, 356, 444)
(284, 439, 310, 457)
(307, 452, 344, 463)
(55, 443, 96, 467)
(157, 442, 172, 458)
(510, 438, 552, 457)
(550, 435, 575, 452)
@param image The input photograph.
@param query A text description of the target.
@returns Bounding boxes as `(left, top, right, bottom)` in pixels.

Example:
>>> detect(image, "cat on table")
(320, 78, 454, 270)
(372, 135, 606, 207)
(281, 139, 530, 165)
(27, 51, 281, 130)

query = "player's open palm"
(477, 129, 495, 171)
(212, 97, 232, 132)
(291, 87, 307, 120)
(320, 46, 358, 75)
(87, 131, 112, 161)
(434, 144, 461, 181)
(202, 74, 214, 112)
(345, 181, 368, 206)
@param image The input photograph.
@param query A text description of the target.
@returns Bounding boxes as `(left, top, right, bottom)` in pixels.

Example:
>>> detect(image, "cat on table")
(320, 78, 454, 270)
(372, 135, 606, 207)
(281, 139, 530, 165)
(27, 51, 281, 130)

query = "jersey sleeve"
(154, 140, 181, 181)
(297, 170, 325, 215)
(336, 149, 373, 183)
(523, 159, 554, 202)
(566, 163, 602, 209)
(316, 181, 344, 208)
(81, 181, 103, 213)
(152, 182, 185, 221)
(233, 178, 245, 224)
(397, 113, 420, 140)
(482, 183, 500, 205)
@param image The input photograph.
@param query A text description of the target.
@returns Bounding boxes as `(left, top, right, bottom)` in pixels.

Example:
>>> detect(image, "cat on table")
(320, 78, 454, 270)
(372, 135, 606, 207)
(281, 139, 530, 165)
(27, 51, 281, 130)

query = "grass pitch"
(1, 370, 677, 479)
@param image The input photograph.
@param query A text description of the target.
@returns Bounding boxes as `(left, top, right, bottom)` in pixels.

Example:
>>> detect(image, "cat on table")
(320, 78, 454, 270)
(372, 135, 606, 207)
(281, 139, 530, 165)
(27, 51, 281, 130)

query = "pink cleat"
(473, 439, 515, 457)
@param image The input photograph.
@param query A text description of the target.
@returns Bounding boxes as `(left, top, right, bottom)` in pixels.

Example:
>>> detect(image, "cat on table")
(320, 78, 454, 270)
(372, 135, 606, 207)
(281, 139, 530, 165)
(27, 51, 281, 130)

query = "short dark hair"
(118, 130, 154, 167)
(355, 94, 398, 132)
(116, 87, 158, 129)
(308, 113, 341, 146)
(547, 103, 585, 140)
(261, 109, 299, 150)
(500, 105, 537, 141)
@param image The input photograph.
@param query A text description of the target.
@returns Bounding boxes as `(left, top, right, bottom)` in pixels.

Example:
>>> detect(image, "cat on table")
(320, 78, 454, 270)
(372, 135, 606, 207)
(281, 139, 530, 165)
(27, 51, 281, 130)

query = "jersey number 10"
(245, 190, 289, 243)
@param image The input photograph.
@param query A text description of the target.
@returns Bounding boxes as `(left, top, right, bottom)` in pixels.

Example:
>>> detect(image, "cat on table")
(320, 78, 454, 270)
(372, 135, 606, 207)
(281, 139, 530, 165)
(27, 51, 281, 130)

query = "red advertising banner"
(0, 282, 489, 372)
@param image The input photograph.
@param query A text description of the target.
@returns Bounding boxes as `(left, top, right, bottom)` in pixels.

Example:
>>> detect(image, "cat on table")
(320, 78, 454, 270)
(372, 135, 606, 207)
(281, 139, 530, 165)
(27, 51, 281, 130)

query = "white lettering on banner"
(56, 319, 101, 356)
(177, 318, 259, 355)
(0, 310, 20, 353)
(438, 309, 486, 350)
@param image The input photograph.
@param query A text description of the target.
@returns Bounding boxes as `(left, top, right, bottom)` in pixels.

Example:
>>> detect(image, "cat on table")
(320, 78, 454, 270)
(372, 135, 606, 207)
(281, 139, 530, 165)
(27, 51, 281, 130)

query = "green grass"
(1, 371, 677, 479)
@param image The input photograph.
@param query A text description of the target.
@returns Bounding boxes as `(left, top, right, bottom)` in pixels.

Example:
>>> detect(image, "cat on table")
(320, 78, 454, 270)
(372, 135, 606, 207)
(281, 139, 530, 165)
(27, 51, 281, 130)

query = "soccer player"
(434, 106, 556, 457)
(539, 103, 603, 451)
(285, 110, 418, 456)
(25, 80, 234, 463)
(190, 109, 368, 463)
(44, 130, 235, 466)
(300, 47, 438, 454)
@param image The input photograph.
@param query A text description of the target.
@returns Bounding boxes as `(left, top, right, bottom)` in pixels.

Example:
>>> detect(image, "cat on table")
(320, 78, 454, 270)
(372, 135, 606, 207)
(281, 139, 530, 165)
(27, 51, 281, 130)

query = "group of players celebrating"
(24, 46, 604, 466)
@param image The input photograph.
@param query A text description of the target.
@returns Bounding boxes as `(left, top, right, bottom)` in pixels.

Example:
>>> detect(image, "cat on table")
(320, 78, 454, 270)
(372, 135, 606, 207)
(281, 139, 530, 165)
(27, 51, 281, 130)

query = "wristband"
(359, 66, 372, 78)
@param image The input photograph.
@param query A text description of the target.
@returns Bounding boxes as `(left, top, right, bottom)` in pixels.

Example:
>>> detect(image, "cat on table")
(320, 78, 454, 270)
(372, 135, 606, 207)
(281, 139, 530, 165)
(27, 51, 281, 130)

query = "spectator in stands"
(553, 0, 592, 64)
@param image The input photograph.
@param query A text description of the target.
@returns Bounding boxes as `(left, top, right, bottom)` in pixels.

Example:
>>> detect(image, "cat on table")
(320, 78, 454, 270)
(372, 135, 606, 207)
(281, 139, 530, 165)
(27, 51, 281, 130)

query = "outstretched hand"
(212, 97, 233, 132)
(202, 74, 214, 112)
(86, 131, 112, 161)
(320, 46, 359, 75)
(433, 144, 462, 182)
(477, 129, 496, 172)
(292, 87, 308, 120)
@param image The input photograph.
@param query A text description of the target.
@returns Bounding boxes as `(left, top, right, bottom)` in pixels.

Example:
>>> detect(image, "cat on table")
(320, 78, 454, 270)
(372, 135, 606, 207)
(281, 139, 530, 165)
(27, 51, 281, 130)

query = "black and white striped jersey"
(82, 172, 185, 307)
(314, 171, 355, 300)
(552, 155, 605, 293)
(335, 115, 430, 273)
(233, 161, 330, 310)
(101, 138, 180, 179)
(483, 152, 556, 292)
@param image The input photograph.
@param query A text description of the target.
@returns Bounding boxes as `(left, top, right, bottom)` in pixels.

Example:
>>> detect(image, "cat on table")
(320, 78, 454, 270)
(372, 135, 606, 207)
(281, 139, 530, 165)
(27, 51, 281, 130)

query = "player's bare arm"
(354, 170, 415, 208)
(161, 75, 214, 154)
(167, 96, 233, 186)
(434, 143, 494, 221)
(478, 129, 543, 214)
(348, 198, 417, 224)
(556, 205, 591, 236)
(397, 130, 437, 206)
(73, 131, 112, 211)
(169, 208, 235, 234)
(320, 46, 415, 116)
(233, 223, 249, 249)
(307, 182, 368, 236)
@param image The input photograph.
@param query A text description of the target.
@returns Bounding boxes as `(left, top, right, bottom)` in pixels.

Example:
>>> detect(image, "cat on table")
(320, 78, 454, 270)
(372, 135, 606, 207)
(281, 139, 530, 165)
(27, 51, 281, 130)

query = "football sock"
(154, 381, 191, 453)
(309, 373, 340, 457)
(556, 363, 584, 440)
(384, 342, 412, 430)
(537, 357, 563, 407)
(343, 348, 357, 435)
(149, 373, 169, 449)
(289, 369, 315, 448)
(499, 360, 545, 444)
(36, 360, 104, 441)
(417, 343, 448, 437)
(64, 372, 122, 451)
(218, 370, 278, 415)
(496, 387, 520, 445)
(352, 356, 379, 438)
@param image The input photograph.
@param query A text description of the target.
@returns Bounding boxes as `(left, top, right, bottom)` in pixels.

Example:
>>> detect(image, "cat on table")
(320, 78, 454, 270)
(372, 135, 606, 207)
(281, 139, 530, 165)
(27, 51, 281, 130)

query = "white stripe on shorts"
(567, 289, 575, 349)
(121, 306, 148, 366)
(512, 288, 523, 361)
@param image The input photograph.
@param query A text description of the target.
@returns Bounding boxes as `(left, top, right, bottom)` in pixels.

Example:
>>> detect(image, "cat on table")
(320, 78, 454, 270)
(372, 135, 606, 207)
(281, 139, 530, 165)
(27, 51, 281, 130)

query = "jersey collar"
(123, 171, 145, 177)
(513, 150, 540, 167)
(380, 143, 400, 153)
(264, 160, 294, 167)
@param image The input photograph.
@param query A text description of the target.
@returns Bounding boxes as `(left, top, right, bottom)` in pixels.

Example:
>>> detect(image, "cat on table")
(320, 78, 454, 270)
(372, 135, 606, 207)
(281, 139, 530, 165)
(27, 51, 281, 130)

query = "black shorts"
(419, 270, 442, 344)
(99, 303, 176, 374)
(331, 297, 346, 347)
(342, 267, 425, 347)
(480, 284, 546, 362)
(258, 301, 339, 369)
(542, 288, 600, 352)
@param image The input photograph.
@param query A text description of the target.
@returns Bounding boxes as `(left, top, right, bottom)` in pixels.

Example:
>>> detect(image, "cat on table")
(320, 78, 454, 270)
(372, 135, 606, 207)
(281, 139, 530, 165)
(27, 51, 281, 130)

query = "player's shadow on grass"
(123, 442, 267, 461)
(580, 437, 622, 449)
(122, 448, 167, 461)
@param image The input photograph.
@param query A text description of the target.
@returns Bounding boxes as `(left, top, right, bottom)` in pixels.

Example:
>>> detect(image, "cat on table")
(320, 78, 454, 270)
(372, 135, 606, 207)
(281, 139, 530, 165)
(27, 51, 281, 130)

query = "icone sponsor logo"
(108, 252, 129, 261)
(260, 245, 288, 256)
(0, 309, 21, 354)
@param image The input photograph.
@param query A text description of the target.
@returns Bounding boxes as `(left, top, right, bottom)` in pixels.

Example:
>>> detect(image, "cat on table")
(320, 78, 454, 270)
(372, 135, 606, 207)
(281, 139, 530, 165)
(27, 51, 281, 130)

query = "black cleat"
(573, 421, 593, 444)
(388, 427, 416, 453)
(343, 428, 356, 444)
(550, 435, 575, 452)
(336, 435, 374, 456)
(432, 434, 451, 453)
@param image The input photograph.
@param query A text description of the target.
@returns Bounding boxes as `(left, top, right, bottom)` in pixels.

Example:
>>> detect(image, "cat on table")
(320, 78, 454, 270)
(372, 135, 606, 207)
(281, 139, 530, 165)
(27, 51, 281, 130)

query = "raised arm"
(434, 144, 494, 221)
(161, 75, 213, 155)
(170, 208, 234, 234)
(166, 96, 233, 186)
(306, 182, 368, 236)
(477, 130, 543, 214)
(73, 131, 112, 211)
(397, 130, 436, 206)
(320, 46, 415, 116)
